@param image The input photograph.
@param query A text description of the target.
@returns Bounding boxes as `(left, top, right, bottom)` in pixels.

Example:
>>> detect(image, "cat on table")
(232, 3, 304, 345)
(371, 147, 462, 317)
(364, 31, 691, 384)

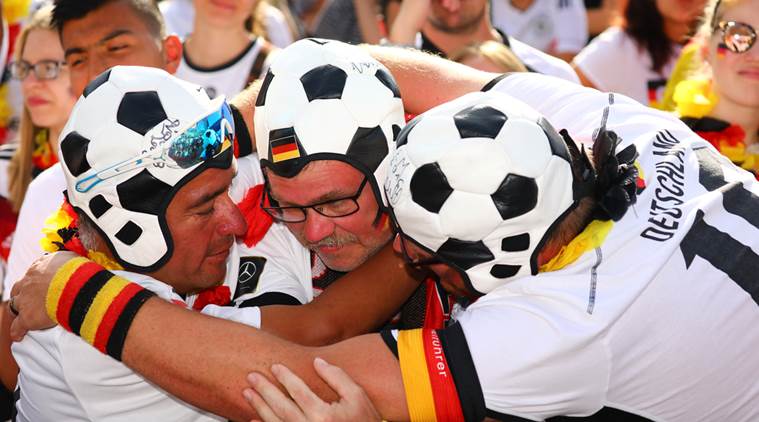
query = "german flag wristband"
(46, 257, 155, 361)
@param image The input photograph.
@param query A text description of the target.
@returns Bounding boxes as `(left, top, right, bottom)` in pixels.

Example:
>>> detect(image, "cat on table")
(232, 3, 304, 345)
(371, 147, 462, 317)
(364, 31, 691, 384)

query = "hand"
(9, 251, 77, 341)
(243, 357, 381, 422)
(389, 0, 434, 45)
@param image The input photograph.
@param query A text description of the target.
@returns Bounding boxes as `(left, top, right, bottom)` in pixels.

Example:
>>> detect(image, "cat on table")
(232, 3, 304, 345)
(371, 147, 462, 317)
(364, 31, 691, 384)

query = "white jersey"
(573, 26, 680, 107)
(13, 155, 312, 420)
(175, 37, 275, 100)
(383, 73, 759, 421)
(160, 0, 294, 48)
(13, 272, 225, 422)
(2, 164, 65, 301)
(491, 0, 588, 54)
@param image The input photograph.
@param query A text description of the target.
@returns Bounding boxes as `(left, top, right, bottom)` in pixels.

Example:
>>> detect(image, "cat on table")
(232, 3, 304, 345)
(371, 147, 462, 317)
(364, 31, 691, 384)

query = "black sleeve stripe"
(380, 330, 399, 358)
(68, 270, 113, 335)
(230, 103, 253, 158)
(438, 322, 487, 422)
(546, 406, 654, 421)
(486, 408, 538, 421)
(481, 74, 511, 92)
(237, 292, 302, 308)
(106, 289, 156, 361)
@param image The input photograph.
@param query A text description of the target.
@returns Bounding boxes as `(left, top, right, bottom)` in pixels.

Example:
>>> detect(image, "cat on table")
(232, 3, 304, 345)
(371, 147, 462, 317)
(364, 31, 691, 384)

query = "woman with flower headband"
(674, 0, 759, 177)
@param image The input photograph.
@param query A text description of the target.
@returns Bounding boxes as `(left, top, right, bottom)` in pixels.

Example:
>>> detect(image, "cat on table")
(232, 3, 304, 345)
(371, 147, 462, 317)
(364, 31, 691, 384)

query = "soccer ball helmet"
(385, 91, 580, 295)
(59, 66, 234, 271)
(254, 38, 405, 208)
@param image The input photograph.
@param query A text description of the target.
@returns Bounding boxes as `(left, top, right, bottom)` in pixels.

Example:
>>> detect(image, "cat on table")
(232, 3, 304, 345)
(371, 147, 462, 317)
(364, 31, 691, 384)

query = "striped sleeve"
(380, 323, 487, 422)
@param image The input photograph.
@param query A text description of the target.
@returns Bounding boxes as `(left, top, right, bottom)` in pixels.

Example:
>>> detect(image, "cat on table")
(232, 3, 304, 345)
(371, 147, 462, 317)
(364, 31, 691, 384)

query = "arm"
(353, 0, 382, 44)
(260, 242, 420, 345)
(365, 44, 498, 115)
(0, 302, 17, 390)
(120, 302, 407, 421)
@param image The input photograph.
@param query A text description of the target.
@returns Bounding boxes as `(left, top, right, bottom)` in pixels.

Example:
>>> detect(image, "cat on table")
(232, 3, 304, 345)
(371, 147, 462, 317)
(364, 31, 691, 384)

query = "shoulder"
(576, 27, 636, 58)
(507, 37, 580, 83)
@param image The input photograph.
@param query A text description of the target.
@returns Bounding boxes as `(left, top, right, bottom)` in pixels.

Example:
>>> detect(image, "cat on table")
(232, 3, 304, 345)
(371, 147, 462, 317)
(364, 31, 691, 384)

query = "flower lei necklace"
(40, 198, 123, 270)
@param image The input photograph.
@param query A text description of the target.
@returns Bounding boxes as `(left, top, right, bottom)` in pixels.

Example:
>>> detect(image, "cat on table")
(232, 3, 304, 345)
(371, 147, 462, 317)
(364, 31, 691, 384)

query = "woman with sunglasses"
(675, 0, 759, 177)
(0, 4, 76, 394)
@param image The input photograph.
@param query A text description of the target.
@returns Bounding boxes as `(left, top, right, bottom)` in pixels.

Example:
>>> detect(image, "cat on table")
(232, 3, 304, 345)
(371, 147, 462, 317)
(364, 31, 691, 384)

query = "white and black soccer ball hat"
(254, 38, 405, 210)
(59, 66, 234, 271)
(385, 91, 581, 295)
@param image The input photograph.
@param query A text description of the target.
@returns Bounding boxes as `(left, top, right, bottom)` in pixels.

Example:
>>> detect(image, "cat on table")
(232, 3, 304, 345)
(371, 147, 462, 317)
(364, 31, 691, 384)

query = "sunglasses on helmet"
(75, 98, 234, 193)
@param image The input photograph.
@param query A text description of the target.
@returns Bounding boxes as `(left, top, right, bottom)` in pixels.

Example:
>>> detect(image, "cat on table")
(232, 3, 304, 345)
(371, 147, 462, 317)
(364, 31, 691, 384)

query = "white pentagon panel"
(437, 190, 502, 241)
(393, 195, 448, 252)
(259, 74, 310, 132)
(436, 138, 511, 194)
(108, 66, 169, 92)
(269, 40, 337, 77)
(496, 117, 552, 178)
(71, 83, 123, 140)
(294, 99, 358, 154)
(96, 210, 167, 267)
(84, 122, 146, 172)
(341, 74, 397, 128)
(403, 116, 461, 167)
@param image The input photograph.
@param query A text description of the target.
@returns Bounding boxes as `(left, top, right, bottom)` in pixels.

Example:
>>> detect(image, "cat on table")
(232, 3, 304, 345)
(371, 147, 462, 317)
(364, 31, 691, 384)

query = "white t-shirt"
(491, 0, 588, 54)
(175, 38, 274, 100)
(573, 26, 680, 106)
(384, 73, 759, 421)
(2, 164, 65, 300)
(160, 0, 294, 48)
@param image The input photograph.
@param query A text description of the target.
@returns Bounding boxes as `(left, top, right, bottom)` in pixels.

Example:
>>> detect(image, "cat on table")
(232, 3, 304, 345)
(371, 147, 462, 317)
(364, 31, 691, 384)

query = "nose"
(217, 195, 247, 237)
(302, 208, 335, 244)
(87, 55, 110, 85)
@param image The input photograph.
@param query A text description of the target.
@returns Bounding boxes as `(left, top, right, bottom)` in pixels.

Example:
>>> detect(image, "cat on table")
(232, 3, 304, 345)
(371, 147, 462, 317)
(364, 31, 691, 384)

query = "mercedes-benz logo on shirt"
(235, 257, 267, 299)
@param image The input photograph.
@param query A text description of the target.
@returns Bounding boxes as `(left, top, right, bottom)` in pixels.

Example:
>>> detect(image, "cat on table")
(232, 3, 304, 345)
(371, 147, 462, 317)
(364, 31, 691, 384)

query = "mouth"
(738, 68, 759, 80)
(27, 96, 49, 107)
(209, 0, 236, 11)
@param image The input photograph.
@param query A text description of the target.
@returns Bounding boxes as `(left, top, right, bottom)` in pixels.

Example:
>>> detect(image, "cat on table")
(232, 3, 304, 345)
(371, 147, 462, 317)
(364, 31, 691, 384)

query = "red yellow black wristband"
(46, 257, 155, 361)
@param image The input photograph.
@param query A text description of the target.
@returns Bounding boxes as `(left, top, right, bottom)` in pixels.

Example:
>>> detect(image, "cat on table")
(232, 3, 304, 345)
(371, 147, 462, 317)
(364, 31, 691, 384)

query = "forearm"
(260, 243, 419, 345)
(230, 79, 261, 153)
(0, 303, 18, 390)
(121, 301, 408, 421)
(353, 0, 382, 44)
(364, 45, 497, 114)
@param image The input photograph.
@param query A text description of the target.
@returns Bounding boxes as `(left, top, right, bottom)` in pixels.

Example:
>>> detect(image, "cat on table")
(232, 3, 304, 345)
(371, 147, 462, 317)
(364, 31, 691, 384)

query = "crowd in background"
(0, 0, 757, 419)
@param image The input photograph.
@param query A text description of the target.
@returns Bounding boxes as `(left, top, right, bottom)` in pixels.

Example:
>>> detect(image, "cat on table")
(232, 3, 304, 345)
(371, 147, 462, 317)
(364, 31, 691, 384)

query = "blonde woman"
(3, 6, 76, 212)
(0, 4, 76, 392)
(450, 41, 529, 73)
(675, 0, 759, 176)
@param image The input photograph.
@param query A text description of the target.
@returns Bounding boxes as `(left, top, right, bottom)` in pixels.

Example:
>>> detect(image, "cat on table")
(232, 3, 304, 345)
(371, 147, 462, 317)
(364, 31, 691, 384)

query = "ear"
(162, 34, 183, 74)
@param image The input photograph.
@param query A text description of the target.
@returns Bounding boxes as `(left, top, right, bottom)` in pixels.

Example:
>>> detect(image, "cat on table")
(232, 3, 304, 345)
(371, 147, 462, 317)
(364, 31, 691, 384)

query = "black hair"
(52, 0, 165, 38)
(623, 0, 674, 74)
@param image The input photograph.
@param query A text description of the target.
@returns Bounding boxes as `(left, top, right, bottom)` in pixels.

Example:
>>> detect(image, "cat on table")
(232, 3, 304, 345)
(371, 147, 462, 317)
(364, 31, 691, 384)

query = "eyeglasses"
(75, 97, 234, 193)
(388, 209, 443, 267)
(262, 176, 369, 223)
(9, 60, 66, 80)
(715, 21, 756, 54)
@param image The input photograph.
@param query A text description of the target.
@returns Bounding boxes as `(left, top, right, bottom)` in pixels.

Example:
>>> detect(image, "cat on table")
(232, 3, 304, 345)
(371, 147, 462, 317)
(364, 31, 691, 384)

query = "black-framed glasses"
(715, 21, 757, 54)
(388, 209, 443, 267)
(262, 176, 369, 223)
(9, 59, 67, 81)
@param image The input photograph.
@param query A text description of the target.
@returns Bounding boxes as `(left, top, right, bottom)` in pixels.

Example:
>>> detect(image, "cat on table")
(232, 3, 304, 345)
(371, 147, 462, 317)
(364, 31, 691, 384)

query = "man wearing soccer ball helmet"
(10, 43, 759, 422)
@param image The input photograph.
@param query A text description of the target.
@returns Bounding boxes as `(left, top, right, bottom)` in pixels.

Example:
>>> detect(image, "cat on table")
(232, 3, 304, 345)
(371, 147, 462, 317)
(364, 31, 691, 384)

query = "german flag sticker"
(269, 128, 301, 163)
